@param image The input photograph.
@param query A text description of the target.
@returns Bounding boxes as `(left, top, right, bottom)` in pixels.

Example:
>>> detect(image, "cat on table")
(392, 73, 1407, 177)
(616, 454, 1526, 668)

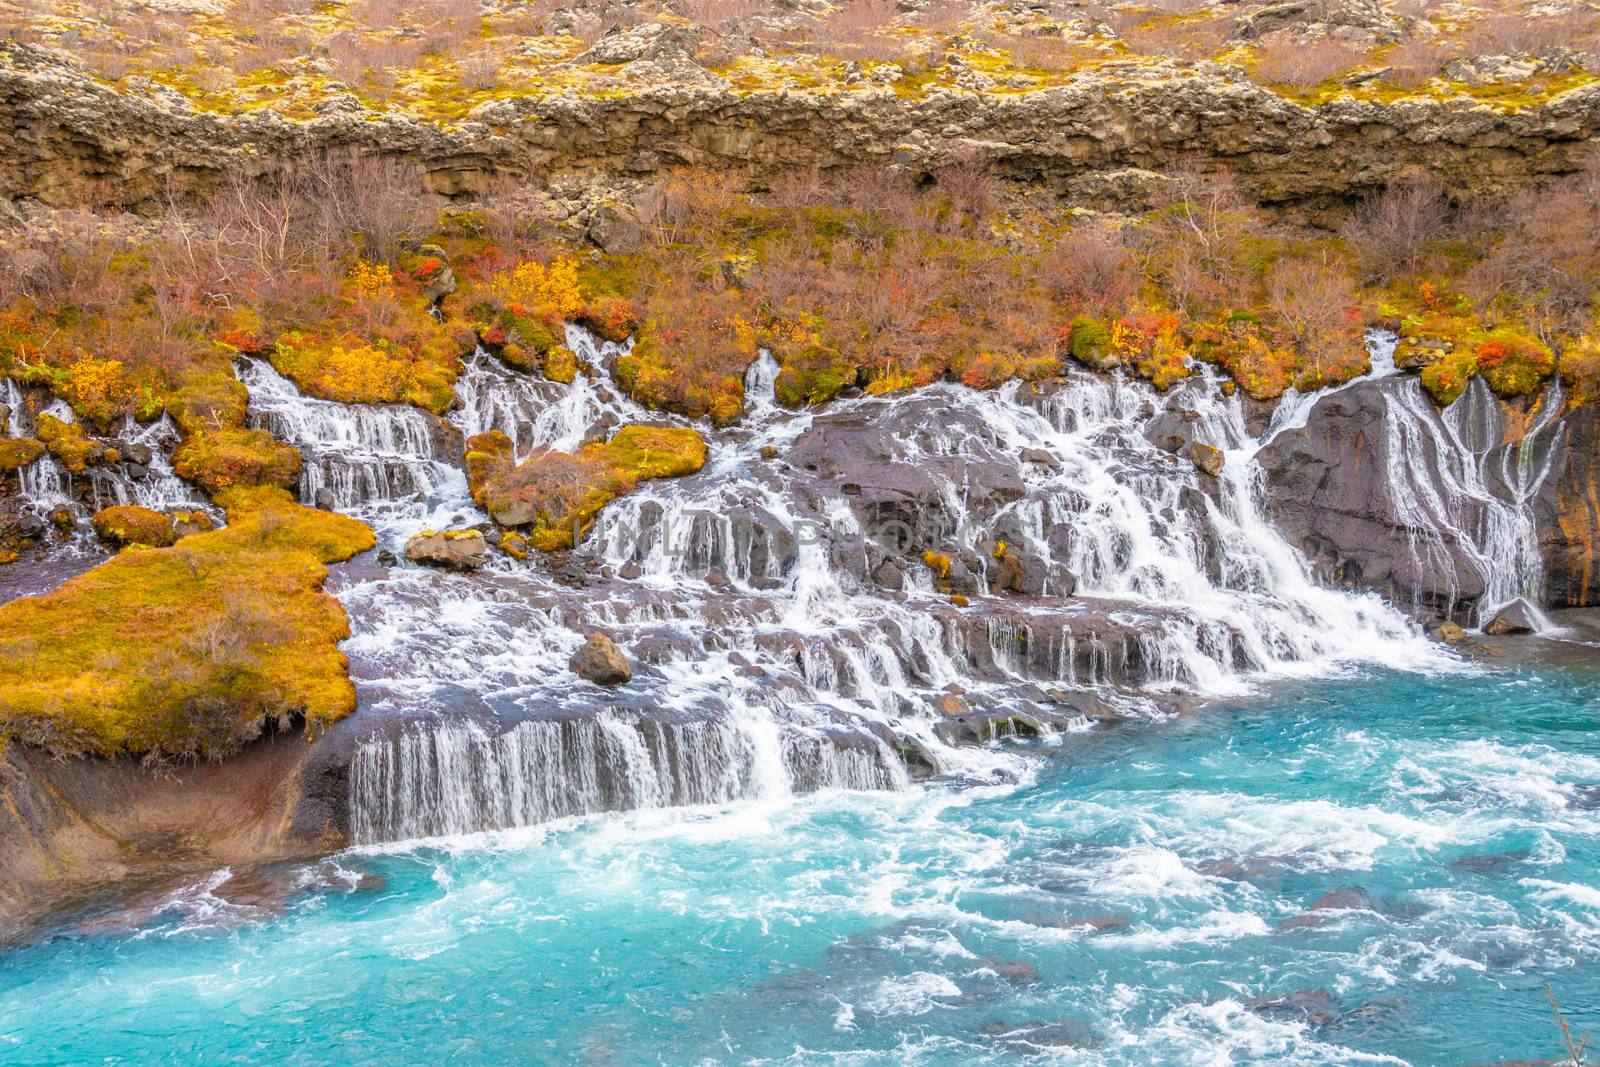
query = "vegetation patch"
(173, 428, 301, 496)
(0, 490, 374, 759)
(468, 424, 707, 551)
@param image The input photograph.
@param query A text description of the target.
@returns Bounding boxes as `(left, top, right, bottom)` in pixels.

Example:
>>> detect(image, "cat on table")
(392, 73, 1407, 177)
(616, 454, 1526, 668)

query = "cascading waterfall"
(348, 712, 906, 843)
(1378, 375, 1564, 627)
(240, 327, 1485, 845)
(238, 357, 468, 530)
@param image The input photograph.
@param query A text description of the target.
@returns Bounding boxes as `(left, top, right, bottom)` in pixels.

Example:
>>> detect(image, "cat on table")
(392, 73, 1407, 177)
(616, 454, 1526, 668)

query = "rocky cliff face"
(0, 725, 352, 941)
(1537, 406, 1600, 610)
(4, 42, 1599, 212)
(1259, 375, 1594, 623)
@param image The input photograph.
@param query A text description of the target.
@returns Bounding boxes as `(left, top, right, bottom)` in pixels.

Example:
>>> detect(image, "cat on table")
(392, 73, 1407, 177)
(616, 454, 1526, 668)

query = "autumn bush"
(1255, 31, 1368, 87)
(468, 425, 707, 550)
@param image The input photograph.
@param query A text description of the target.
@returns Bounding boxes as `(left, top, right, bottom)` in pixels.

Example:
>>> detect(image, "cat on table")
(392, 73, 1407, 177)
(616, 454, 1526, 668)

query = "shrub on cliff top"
(0, 491, 374, 759)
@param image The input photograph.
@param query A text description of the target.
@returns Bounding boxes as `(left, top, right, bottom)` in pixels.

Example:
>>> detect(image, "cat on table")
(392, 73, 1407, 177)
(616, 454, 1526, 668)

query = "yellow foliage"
(488, 256, 585, 322)
(347, 259, 398, 304)
(0, 494, 374, 758)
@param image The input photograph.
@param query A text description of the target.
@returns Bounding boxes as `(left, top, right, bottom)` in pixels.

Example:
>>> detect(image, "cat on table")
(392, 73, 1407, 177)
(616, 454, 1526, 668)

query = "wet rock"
(759, 444, 779, 461)
(1311, 886, 1377, 912)
(376, 549, 397, 567)
(1277, 885, 1377, 930)
(981, 1018, 1100, 1049)
(552, 558, 589, 587)
(1021, 447, 1060, 470)
(930, 692, 970, 717)
(314, 488, 336, 511)
(1570, 784, 1600, 811)
(871, 558, 904, 591)
(705, 568, 732, 590)
(935, 709, 1042, 746)
(403, 529, 490, 571)
(1449, 849, 1530, 875)
(1187, 441, 1224, 478)
(1430, 620, 1466, 644)
(986, 958, 1040, 984)
(1247, 988, 1340, 1027)
(569, 632, 633, 685)
(1482, 599, 1537, 635)
(619, 561, 642, 580)
(118, 442, 153, 467)
(1259, 381, 1487, 621)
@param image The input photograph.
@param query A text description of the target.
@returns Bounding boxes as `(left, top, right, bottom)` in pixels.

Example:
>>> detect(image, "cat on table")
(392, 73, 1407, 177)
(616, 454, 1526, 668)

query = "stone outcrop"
(569, 632, 633, 685)
(403, 529, 491, 571)
(0, 726, 350, 942)
(5, 41, 1600, 214)
(1259, 374, 1596, 621)
(1534, 405, 1600, 609)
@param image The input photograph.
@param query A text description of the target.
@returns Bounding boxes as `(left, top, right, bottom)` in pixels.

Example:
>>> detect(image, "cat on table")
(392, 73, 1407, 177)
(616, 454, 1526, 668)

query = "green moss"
(1421, 347, 1478, 406)
(774, 343, 858, 407)
(35, 414, 111, 473)
(0, 492, 374, 759)
(1067, 317, 1113, 364)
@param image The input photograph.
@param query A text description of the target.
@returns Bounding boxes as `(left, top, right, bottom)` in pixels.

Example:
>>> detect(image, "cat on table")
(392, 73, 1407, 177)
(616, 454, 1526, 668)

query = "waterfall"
(1378, 376, 1564, 627)
(211, 327, 1463, 845)
(347, 713, 906, 843)
(238, 358, 468, 527)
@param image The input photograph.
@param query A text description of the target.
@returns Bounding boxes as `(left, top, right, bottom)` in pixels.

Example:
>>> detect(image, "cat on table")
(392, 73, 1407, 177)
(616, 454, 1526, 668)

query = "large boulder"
(569, 632, 632, 685)
(402, 529, 490, 571)
(1482, 599, 1537, 635)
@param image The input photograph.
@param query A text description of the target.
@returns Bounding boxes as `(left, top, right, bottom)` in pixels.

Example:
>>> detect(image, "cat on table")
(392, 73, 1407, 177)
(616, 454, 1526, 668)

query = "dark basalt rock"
(789, 397, 1025, 547)
(1258, 380, 1487, 622)
(1247, 988, 1341, 1027)
(1533, 404, 1600, 609)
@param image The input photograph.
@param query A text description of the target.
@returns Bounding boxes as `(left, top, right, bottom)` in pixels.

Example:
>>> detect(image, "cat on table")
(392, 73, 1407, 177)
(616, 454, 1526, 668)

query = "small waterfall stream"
(2, 379, 212, 542)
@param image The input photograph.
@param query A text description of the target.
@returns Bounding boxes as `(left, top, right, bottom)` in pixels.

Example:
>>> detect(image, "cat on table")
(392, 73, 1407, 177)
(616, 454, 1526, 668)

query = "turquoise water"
(3, 662, 1599, 1065)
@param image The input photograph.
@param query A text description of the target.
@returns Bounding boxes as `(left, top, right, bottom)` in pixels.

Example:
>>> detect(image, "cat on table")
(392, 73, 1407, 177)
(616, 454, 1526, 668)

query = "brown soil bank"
(0, 726, 352, 942)
(4, 45, 1600, 213)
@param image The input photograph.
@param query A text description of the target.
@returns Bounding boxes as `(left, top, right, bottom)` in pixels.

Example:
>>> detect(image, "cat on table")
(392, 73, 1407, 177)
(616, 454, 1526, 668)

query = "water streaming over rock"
(2, 379, 211, 548)
(1378, 375, 1565, 627)
(225, 330, 1493, 844)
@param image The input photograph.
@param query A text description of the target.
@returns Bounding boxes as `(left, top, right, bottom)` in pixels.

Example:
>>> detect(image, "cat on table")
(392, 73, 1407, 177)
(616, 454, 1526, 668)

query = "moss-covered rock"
(469, 424, 708, 551)
(35, 414, 112, 473)
(1068, 317, 1118, 371)
(0, 437, 44, 473)
(0, 490, 374, 759)
(91, 505, 176, 547)
(1420, 347, 1478, 406)
(775, 342, 859, 408)
(1475, 326, 1555, 397)
(173, 427, 301, 496)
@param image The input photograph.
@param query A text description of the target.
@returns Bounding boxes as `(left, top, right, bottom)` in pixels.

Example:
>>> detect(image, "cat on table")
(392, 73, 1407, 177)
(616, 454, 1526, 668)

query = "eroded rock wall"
(4, 50, 1600, 211)
(0, 727, 350, 941)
